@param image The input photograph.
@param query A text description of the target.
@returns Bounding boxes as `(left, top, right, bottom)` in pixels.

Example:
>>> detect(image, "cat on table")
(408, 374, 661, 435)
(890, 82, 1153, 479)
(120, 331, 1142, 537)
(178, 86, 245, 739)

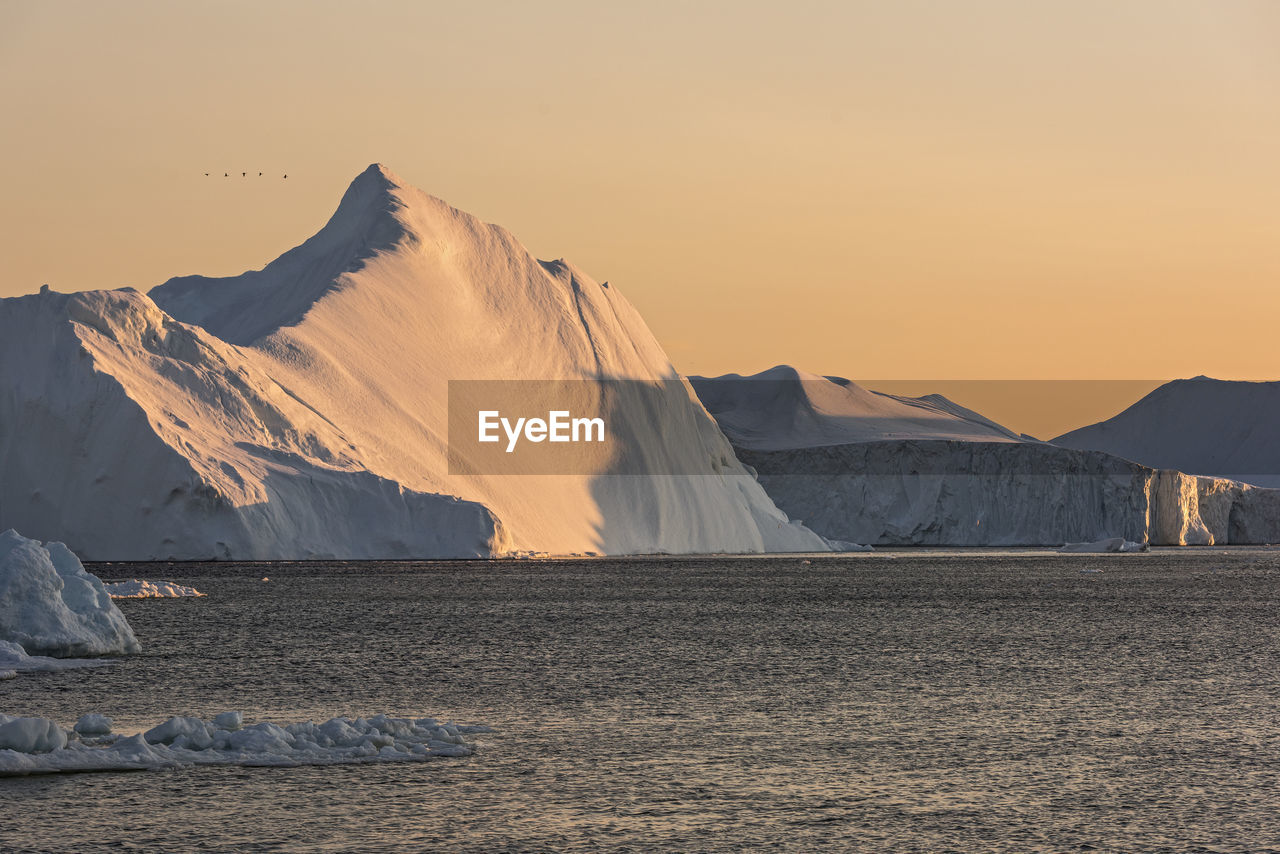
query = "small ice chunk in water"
(104, 579, 204, 599)
(144, 716, 214, 750)
(212, 711, 242, 731)
(74, 714, 112, 735)
(0, 715, 68, 753)
(0, 639, 115, 675)
(1058, 537, 1149, 553)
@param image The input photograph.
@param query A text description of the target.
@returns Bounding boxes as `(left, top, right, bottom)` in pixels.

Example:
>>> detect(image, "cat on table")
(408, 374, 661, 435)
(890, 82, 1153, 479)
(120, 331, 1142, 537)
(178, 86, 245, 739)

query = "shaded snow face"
(1052, 377, 1280, 487)
(0, 530, 140, 657)
(689, 367, 1026, 451)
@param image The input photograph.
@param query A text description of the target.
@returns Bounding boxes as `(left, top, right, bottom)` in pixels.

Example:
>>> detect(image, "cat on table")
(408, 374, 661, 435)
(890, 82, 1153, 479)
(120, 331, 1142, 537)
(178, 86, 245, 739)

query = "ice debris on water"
(104, 579, 204, 598)
(0, 640, 116, 675)
(1058, 537, 1149, 553)
(0, 712, 494, 776)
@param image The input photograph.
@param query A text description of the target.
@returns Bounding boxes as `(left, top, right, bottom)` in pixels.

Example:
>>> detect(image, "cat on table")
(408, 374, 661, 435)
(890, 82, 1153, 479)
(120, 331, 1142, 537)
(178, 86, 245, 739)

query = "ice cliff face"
(735, 442, 1280, 546)
(0, 165, 824, 558)
(695, 370, 1280, 546)
(1053, 377, 1280, 488)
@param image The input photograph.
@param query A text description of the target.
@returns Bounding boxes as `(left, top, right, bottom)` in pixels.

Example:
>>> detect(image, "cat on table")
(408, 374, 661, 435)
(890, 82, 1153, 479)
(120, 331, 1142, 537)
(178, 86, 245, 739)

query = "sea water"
(2, 550, 1279, 852)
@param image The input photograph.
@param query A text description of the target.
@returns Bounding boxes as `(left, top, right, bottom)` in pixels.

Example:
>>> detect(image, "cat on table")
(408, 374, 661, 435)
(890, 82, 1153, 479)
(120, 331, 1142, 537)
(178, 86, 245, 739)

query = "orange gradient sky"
(3, 1, 1279, 405)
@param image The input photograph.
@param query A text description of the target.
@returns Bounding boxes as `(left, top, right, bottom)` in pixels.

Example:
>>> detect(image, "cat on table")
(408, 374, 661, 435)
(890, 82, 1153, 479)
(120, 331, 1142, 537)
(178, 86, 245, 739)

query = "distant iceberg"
(0, 712, 493, 776)
(105, 579, 204, 599)
(1053, 377, 1280, 488)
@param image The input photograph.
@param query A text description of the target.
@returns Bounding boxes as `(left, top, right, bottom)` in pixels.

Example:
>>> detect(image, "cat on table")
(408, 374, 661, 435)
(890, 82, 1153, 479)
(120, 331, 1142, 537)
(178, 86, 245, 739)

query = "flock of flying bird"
(205, 171, 288, 178)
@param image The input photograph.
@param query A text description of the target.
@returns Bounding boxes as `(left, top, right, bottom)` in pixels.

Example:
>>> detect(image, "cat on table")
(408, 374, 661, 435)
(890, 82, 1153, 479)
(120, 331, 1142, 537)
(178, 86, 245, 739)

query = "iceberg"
(689, 365, 1026, 449)
(0, 530, 139, 657)
(0, 712, 493, 776)
(0, 165, 826, 558)
(104, 579, 204, 599)
(1054, 377, 1280, 489)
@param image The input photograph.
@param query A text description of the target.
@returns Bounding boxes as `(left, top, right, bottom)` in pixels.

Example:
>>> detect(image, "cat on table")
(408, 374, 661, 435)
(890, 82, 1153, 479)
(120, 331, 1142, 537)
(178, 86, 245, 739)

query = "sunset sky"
(2, 0, 1278, 434)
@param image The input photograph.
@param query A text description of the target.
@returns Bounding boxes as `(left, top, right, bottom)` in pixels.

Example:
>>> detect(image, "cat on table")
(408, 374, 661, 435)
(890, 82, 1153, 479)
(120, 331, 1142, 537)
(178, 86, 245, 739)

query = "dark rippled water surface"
(4, 550, 1280, 852)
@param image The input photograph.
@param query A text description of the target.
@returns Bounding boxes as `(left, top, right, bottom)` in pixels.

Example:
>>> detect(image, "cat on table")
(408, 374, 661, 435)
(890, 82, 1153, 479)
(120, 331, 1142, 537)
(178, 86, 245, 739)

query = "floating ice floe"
(0, 712, 494, 776)
(0, 640, 115, 678)
(0, 715, 68, 753)
(74, 714, 113, 735)
(104, 579, 204, 599)
(825, 538, 874, 552)
(1058, 537, 1149, 553)
(0, 530, 140, 657)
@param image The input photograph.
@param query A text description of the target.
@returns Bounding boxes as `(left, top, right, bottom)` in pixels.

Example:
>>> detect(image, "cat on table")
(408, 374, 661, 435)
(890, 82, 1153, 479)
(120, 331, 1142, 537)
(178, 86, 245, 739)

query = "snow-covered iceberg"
(0, 530, 139, 657)
(104, 579, 204, 599)
(0, 165, 826, 558)
(0, 712, 492, 776)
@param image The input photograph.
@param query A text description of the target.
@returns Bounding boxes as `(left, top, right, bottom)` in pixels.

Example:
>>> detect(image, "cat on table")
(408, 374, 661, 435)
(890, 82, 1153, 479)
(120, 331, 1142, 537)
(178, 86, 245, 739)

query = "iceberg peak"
(325, 163, 411, 236)
(148, 164, 423, 345)
(344, 162, 409, 199)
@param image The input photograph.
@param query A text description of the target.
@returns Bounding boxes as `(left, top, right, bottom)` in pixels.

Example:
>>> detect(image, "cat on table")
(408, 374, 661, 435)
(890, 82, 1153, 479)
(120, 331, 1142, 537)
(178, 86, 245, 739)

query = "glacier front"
(693, 369, 1280, 546)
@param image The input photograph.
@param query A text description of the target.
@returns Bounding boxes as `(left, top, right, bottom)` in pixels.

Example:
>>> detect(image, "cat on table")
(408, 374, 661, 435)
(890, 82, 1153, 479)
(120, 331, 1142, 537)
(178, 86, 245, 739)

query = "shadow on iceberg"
(582, 377, 832, 554)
